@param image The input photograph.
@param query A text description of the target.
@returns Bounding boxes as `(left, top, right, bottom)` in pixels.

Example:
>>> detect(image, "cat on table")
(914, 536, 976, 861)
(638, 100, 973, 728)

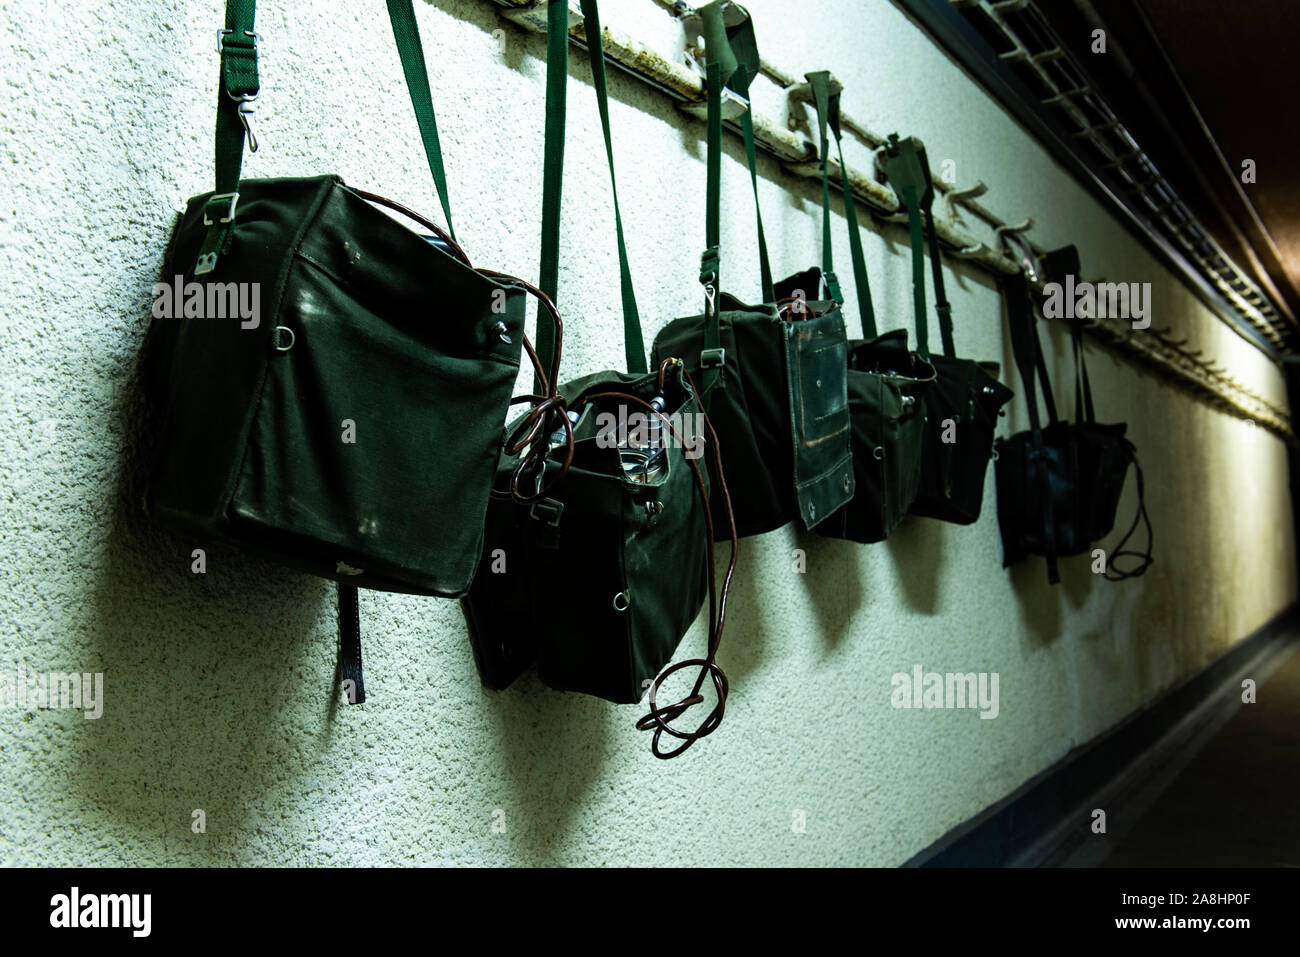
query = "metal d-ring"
(613, 591, 630, 612)
(273, 326, 295, 352)
(873, 446, 885, 460)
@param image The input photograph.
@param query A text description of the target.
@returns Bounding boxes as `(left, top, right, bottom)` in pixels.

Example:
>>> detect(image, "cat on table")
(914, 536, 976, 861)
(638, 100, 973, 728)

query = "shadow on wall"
(75, 275, 622, 864)
(992, 302, 1223, 705)
(77, 297, 327, 863)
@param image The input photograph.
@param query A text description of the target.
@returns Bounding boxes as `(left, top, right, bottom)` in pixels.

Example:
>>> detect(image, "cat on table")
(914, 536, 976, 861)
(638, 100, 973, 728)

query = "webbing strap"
(698, 46, 725, 399)
(712, 3, 772, 303)
(338, 584, 365, 705)
(807, 71, 875, 338)
(733, 63, 775, 305)
(1005, 273, 1059, 583)
(921, 192, 957, 357)
(195, 0, 259, 274)
(386, 0, 456, 238)
(901, 185, 931, 359)
(533, 0, 569, 390)
(807, 72, 842, 307)
(580, 0, 647, 373)
(214, 0, 258, 196)
(198, 0, 459, 275)
(885, 135, 958, 357)
(1069, 316, 1097, 423)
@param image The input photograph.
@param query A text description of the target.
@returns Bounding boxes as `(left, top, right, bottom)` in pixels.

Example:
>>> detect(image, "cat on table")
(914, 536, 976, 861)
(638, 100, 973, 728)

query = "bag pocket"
(229, 253, 523, 596)
(785, 304, 855, 529)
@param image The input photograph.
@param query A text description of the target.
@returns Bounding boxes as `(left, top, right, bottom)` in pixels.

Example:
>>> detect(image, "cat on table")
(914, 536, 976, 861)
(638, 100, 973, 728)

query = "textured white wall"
(0, 0, 1293, 866)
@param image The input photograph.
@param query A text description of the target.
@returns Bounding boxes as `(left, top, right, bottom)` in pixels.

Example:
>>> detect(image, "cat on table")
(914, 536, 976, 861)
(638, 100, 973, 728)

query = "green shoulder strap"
(534, 0, 647, 379)
(807, 71, 876, 337)
(580, 0, 647, 373)
(695, 1, 734, 400)
(533, 0, 569, 391)
(806, 69, 878, 335)
(721, 10, 774, 305)
(195, 0, 259, 275)
(806, 72, 842, 306)
(195, 0, 460, 276)
(386, 0, 457, 239)
(882, 133, 957, 358)
(882, 134, 933, 358)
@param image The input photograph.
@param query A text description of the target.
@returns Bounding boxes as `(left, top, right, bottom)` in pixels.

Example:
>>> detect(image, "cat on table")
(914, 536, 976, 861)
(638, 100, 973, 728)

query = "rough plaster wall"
(0, 0, 1293, 866)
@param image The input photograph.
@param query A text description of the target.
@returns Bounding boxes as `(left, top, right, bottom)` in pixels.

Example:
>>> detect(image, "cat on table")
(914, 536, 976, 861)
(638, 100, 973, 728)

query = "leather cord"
(582, 360, 739, 758)
(1103, 450, 1154, 580)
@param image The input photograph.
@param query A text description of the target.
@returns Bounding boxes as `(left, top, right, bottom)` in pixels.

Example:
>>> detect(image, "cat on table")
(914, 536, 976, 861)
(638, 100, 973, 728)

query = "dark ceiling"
(1043, 0, 1300, 337)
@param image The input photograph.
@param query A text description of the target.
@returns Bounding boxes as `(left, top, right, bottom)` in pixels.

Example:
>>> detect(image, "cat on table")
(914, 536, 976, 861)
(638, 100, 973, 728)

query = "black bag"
(461, 0, 736, 758)
(994, 250, 1152, 584)
(879, 135, 1014, 525)
(802, 81, 936, 545)
(142, 0, 563, 702)
(651, 1, 854, 537)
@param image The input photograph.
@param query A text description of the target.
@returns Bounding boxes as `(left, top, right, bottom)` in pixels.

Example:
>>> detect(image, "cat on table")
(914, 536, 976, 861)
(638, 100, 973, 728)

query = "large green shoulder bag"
(803, 77, 935, 545)
(651, 1, 854, 538)
(461, 0, 737, 758)
(141, 0, 565, 702)
(880, 135, 1015, 526)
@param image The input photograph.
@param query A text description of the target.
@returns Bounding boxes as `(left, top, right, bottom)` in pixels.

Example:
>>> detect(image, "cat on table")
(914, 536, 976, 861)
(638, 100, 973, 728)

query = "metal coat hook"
(941, 180, 987, 222)
(952, 242, 988, 260)
(995, 218, 1034, 244)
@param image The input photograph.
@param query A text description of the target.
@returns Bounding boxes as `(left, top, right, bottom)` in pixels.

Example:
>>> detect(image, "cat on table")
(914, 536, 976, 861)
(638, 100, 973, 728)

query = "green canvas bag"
(141, 0, 565, 702)
(461, 1, 736, 757)
(804, 79, 936, 545)
(651, 1, 854, 538)
(880, 134, 1015, 526)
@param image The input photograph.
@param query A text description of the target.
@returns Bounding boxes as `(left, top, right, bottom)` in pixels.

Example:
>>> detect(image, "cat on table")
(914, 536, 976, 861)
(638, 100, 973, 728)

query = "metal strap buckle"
(216, 28, 259, 54)
(700, 347, 726, 370)
(202, 192, 240, 226)
(529, 500, 564, 527)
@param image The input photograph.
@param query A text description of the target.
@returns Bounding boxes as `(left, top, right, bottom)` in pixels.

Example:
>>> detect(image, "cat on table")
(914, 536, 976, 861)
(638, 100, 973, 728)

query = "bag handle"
(806, 71, 877, 339)
(197, 0, 457, 275)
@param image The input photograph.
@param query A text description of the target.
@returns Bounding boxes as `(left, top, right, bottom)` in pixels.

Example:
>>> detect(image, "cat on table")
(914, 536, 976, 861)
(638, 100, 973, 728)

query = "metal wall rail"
(954, 0, 1290, 348)
(487, 0, 1293, 441)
